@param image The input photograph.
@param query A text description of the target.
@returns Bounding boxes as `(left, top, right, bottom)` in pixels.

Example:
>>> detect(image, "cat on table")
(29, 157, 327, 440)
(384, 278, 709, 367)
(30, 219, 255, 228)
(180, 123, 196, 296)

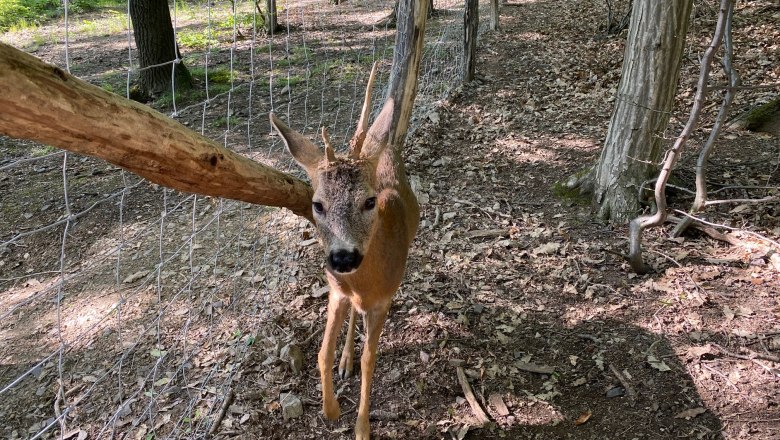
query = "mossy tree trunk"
(570, 0, 693, 222)
(129, 0, 192, 99)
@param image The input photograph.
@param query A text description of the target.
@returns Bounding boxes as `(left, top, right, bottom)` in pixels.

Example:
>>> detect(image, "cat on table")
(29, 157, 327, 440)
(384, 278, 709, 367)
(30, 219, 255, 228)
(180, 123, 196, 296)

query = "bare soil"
(1, 1, 779, 440)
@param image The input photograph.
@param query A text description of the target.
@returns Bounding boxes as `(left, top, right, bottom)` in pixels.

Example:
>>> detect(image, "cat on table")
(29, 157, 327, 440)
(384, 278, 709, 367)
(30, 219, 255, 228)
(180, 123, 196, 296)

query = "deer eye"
(364, 197, 377, 211)
(312, 201, 325, 214)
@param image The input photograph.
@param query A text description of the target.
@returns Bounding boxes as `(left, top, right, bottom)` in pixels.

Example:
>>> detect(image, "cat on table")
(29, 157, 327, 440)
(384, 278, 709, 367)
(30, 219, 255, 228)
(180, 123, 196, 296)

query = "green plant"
(178, 29, 217, 50)
(211, 115, 239, 128)
(0, 0, 121, 31)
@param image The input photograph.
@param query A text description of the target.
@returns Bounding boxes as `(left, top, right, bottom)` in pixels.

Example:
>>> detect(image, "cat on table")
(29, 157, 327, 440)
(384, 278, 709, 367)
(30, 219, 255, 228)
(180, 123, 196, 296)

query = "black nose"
(328, 249, 363, 273)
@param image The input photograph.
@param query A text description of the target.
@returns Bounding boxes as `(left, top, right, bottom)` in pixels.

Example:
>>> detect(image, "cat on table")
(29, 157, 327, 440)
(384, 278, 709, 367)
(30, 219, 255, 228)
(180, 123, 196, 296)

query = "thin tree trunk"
(591, 0, 692, 222)
(463, 0, 478, 82)
(490, 0, 499, 31)
(265, 0, 279, 33)
(129, 0, 191, 98)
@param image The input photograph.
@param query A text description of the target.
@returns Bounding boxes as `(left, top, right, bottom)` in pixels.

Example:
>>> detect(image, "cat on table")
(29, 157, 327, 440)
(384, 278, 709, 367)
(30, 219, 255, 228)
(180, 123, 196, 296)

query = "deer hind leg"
(354, 304, 390, 440)
(318, 290, 351, 420)
(338, 306, 357, 379)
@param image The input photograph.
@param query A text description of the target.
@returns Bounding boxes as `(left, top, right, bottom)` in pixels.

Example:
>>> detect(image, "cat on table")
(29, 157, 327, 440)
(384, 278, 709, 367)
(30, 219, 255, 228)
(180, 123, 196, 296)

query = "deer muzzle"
(328, 249, 363, 273)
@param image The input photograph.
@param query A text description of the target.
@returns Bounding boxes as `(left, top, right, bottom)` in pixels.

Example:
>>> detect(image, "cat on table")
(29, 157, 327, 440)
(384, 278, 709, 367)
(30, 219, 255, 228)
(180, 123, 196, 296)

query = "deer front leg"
(319, 290, 351, 420)
(338, 306, 357, 379)
(354, 304, 390, 440)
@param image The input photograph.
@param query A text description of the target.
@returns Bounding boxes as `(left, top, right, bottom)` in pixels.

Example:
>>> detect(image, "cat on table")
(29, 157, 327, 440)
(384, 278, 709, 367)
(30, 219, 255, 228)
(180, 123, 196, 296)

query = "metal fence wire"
(0, 0, 491, 437)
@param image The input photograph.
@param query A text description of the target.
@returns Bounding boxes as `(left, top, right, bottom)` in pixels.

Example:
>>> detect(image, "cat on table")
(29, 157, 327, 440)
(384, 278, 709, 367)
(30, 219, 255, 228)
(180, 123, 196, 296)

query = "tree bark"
(589, 0, 692, 222)
(0, 42, 313, 221)
(463, 0, 478, 82)
(490, 0, 500, 31)
(264, 0, 279, 33)
(129, 0, 191, 98)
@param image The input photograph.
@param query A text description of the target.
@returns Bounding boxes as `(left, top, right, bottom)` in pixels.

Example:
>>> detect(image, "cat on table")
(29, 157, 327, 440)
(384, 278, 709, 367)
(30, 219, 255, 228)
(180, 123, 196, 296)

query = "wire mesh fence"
(0, 0, 491, 437)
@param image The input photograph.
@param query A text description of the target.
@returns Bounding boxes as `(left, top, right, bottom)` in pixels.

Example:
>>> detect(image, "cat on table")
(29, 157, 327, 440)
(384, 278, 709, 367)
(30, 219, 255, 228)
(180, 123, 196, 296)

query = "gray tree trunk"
(591, 0, 692, 222)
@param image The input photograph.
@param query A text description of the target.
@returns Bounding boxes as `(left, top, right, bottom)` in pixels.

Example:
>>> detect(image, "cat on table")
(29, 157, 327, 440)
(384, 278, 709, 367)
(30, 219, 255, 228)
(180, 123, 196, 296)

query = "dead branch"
(709, 83, 780, 91)
(455, 366, 491, 425)
(712, 344, 780, 364)
(608, 364, 637, 404)
(0, 42, 314, 221)
(704, 195, 778, 207)
(207, 389, 235, 436)
(673, 210, 780, 250)
(363, 0, 428, 156)
(673, 1, 739, 237)
(627, 0, 733, 274)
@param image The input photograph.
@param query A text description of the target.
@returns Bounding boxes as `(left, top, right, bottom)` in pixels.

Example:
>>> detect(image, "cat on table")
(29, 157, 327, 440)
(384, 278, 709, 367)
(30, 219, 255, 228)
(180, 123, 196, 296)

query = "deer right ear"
(270, 112, 323, 174)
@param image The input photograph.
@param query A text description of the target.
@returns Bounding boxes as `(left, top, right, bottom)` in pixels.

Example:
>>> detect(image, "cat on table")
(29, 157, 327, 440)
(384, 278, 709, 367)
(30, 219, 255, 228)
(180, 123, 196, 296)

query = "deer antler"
(349, 62, 379, 159)
(322, 127, 337, 164)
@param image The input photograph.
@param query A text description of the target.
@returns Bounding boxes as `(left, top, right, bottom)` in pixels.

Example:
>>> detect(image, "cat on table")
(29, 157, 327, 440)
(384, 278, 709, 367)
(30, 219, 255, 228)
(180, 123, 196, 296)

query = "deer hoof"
(354, 418, 370, 440)
(323, 400, 341, 421)
(338, 364, 353, 380)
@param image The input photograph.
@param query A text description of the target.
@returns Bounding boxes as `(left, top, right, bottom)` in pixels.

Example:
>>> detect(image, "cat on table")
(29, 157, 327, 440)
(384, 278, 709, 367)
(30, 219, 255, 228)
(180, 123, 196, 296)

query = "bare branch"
(708, 83, 780, 91)
(704, 196, 778, 206)
(673, 209, 780, 250)
(628, 0, 733, 273)
(673, 1, 739, 237)
(0, 42, 313, 221)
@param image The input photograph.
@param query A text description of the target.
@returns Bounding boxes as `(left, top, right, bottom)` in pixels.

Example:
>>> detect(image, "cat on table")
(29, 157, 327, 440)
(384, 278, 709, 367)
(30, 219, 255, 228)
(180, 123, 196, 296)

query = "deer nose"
(328, 249, 363, 273)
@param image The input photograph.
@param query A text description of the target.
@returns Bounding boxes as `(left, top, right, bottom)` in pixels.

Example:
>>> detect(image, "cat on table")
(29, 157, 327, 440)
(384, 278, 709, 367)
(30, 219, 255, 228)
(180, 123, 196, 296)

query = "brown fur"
(269, 71, 418, 439)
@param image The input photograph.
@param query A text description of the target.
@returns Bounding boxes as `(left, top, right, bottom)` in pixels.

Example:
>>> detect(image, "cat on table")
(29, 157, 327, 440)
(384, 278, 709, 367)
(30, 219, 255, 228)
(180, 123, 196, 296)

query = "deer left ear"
(270, 112, 322, 175)
(364, 141, 388, 176)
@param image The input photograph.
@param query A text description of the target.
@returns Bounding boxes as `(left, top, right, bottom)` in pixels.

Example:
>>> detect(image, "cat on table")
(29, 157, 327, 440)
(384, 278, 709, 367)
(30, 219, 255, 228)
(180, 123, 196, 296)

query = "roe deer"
(269, 63, 419, 440)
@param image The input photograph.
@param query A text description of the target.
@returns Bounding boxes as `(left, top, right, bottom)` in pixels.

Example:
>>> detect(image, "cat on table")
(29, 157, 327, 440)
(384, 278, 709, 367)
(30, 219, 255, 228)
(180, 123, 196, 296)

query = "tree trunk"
(129, 0, 191, 99)
(463, 0, 478, 82)
(590, 0, 692, 222)
(490, 0, 499, 31)
(265, 0, 279, 33)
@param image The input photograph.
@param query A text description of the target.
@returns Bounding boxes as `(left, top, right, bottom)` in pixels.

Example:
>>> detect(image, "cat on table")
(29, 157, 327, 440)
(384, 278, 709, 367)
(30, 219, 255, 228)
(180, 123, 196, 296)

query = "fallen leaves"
(674, 407, 707, 420)
(647, 355, 671, 372)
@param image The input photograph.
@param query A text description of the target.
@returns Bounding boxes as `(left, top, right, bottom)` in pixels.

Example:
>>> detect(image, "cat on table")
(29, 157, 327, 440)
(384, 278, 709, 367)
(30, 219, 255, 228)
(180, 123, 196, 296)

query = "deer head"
(270, 64, 385, 274)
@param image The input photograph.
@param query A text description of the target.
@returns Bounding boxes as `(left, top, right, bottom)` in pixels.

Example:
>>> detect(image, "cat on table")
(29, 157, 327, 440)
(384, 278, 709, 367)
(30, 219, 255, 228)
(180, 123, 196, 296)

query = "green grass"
(177, 28, 218, 50)
(0, 0, 121, 32)
(211, 115, 239, 128)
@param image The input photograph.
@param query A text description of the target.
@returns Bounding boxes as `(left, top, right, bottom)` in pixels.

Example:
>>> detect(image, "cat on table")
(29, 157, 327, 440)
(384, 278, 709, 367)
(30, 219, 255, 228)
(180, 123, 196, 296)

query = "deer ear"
(270, 112, 322, 174)
(364, 141, 389, 176)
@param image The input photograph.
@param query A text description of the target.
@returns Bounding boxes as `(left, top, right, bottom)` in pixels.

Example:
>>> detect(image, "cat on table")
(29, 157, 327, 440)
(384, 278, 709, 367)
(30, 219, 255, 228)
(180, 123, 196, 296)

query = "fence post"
(463, 0, 478, 82)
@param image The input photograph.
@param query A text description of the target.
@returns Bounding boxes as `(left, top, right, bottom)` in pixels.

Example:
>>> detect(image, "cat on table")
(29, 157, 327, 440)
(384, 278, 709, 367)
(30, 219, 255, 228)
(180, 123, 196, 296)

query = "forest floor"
(1, 0, 779, 439)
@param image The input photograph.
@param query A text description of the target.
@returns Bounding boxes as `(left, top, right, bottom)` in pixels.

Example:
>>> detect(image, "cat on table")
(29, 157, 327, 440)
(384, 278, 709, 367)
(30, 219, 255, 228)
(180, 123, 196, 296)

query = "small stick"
(208, 389, 235, 436)
(455, 366, 491, 425)
(608, 364, 637, 404)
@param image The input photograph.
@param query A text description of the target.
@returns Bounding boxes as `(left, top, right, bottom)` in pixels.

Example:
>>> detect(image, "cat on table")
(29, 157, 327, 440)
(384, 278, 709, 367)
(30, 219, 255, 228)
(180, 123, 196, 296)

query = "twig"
(455, 366, 491, 425)
(608, 364, 637, 404)
(709, 82, 780, 91)
(705, 195, 778, 206)
(701, 363, 739, 392)
(674, 210, 780, 250)
(628, 0, 733, 273)
(301, 327, 324, 346)
(208, 389, 235, 436)
(712, 344, 780, 364)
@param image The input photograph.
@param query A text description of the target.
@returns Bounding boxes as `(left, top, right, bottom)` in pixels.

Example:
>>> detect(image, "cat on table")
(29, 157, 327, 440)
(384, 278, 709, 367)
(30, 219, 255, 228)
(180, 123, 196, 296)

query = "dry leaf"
(674, 407, 706, 419)
(532, 242, 560, 255)
(647, 355, 671, 372)
(574, 410, 592, 425)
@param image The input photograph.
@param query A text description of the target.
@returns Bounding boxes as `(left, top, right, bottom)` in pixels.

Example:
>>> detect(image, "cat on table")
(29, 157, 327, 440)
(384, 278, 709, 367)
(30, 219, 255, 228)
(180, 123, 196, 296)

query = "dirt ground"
(1, 0, 779, 439)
